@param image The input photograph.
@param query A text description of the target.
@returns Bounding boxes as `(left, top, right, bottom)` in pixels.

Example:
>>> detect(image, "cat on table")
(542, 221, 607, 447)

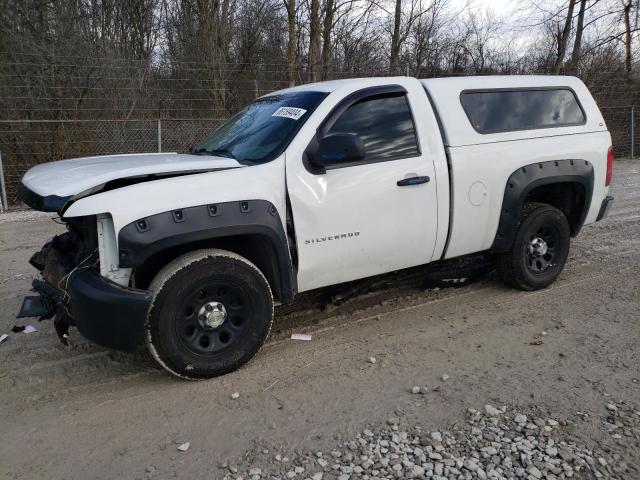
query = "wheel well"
(524, 182, 586, 235)
(132, 234, 285, 300)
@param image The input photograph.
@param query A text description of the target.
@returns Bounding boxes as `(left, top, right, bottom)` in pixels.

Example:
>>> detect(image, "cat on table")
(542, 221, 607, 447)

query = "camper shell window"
(460, 88, 586, 134)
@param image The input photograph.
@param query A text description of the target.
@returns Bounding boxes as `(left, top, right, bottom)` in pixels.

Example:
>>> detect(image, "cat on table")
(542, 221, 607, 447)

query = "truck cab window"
(328, 94, 419, 162)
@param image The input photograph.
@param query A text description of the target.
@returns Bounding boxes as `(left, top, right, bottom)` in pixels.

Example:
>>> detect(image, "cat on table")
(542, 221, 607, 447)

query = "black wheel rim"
(174, 281, 252, 355)
(526, 226, 559, 274)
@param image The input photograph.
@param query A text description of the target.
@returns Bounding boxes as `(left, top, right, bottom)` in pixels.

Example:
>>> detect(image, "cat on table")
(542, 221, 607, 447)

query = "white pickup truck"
(18, 75, 614, 379)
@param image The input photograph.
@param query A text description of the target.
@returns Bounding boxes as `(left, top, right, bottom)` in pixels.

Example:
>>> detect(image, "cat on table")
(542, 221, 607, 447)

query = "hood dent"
(20, 152, 243, 213)
(63, 167, 238, 213)
(22, 152, 243, 198)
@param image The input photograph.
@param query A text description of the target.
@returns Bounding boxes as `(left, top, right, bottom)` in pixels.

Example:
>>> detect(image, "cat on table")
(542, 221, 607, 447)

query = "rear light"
(605, 145, 614, 186)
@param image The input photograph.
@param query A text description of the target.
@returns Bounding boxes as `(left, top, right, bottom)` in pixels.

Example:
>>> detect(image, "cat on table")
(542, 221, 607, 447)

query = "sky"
(453, 0, 518, 15)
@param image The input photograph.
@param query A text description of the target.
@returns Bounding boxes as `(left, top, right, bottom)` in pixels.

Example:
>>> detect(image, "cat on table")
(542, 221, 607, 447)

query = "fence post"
(631, 107, 635, 159)
(0, 149, 8, 212)
(157, 119, 162, 153)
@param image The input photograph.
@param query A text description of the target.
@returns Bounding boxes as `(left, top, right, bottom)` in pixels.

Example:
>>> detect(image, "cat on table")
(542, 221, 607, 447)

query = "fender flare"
(491, 159, 594, 252)
(117, 199, 296, 301)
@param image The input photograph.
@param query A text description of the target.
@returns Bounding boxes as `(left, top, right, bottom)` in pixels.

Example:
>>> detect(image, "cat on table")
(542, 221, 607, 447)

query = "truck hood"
(20, 152, 243, 211)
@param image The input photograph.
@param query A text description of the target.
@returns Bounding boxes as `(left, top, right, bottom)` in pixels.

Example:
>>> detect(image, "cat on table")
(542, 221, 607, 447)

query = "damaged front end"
(18, 216, 152, 352)
(18, 233, 82, 344)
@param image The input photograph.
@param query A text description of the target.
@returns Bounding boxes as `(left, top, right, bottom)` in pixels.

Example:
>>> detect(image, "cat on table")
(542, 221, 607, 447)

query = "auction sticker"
(272, 107, 307, 120)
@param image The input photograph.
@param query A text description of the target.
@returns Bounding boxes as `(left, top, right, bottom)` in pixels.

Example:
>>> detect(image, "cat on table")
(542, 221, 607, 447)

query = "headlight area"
(30, 215, 101, 291)
(96, 214, 133, 287)
(17, 214, 152, 351)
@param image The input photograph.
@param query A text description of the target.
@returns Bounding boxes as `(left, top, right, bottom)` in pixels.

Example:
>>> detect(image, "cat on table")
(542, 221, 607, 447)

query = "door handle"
(397, 176, 430, 187)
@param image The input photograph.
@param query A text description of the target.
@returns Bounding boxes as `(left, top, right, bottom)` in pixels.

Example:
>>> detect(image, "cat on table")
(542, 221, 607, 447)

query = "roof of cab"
(264, 76, 411, 95)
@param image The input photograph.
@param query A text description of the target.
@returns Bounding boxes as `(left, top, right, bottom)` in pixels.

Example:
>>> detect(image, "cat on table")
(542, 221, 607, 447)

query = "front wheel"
(496, 203, 570, 291)
(146, 249, 274, 379)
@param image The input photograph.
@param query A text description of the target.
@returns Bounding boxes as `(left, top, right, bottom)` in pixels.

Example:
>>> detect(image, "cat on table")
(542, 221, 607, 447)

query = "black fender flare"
(117, 200, 296, 301)
(491, 159, 594, 252)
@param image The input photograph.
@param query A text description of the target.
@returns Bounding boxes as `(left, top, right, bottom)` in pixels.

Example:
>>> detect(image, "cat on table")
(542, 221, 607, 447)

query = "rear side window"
(328, 94, 419, 161)
(460, 88, 586, 133)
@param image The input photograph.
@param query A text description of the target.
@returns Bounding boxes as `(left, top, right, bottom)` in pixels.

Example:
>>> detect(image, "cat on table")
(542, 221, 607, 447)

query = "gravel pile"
(223, 403, 637, 480)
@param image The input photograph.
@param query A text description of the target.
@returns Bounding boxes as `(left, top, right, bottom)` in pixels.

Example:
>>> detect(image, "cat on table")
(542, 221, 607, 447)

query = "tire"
(146, 249, 273, 379)
(496, 203, 570, 291)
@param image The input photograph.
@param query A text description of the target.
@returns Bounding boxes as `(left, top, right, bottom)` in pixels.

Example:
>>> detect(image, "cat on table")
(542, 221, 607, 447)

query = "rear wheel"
(496, 203, 570, 291)
(146, 249, 273, 379)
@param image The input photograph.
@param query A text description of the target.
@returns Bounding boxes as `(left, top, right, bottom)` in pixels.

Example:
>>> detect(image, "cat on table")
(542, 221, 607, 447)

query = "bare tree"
(389, 0, 437, 75)
(320, 0, 335, 78)
(284, 0, 298, 85)
(623, 0, 633, 78)
(390, 0, 403, 74)
(1, 0, 638, 123)
(308, 0, 322, 81)
(569, 0, 587, 71)
(554, 0, 576, 73)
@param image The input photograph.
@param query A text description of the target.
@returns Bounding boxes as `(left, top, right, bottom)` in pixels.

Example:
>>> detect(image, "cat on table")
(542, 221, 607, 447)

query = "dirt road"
(1, 161, 639, 479)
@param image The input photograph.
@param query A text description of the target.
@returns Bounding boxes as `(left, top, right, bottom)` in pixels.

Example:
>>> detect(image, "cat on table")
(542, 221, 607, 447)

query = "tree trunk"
(285, 0, 297, 86)
(569, 0, 586, 72)
(308, 0, 321, 82)
(389, 0, 402, 75)
(553, 0, 576, 74)
(321, 0, 334, 79)
(624, 0, 632, 79)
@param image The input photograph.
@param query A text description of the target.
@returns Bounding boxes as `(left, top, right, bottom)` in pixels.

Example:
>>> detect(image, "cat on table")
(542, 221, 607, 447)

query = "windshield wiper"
(191, 147, 236, 159)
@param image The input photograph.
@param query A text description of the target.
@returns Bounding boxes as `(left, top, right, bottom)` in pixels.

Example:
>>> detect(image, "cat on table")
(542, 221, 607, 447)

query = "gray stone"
(526, 465, 542, 479)
(481, 446, 498, 456)
(485, 405, 502, 416)
(464, 459, 479, 472)
(514, 414, 528, 424)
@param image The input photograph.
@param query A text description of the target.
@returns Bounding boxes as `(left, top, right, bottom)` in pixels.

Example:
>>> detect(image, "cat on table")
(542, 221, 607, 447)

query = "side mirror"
(311, 133, 366, 168)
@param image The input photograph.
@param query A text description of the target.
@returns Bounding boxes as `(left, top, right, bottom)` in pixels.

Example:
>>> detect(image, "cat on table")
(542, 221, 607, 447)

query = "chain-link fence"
(0, 106, 637, 210)
(0, 118, 224, 209)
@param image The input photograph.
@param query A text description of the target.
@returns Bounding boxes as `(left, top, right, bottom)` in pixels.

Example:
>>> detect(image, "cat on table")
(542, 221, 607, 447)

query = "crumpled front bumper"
(18, 236, 152, 352)
(68, 270, 152, 352)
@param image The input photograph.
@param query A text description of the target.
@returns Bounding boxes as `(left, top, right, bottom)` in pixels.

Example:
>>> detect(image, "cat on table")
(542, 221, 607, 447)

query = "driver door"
(286, 85, 440, 292)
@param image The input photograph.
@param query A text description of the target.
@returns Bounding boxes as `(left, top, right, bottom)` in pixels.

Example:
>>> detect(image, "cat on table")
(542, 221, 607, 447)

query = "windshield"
(193, 91, 327, 164)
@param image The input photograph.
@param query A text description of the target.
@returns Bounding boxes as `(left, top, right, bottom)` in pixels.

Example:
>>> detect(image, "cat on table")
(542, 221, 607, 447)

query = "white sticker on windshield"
(272, 107, 307, 120)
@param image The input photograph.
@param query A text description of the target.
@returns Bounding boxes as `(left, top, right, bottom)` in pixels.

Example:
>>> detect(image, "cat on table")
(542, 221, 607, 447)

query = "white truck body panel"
(285, 77, 449, 291)
(420, 75, 611, 259)
(442, 132, 611, 259)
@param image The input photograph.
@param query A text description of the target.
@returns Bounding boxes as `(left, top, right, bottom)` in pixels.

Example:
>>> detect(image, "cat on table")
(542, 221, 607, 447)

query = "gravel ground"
(0, 208, 52, 224)
(228, 401, 639, 480)
(0, 160, 639, 480)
